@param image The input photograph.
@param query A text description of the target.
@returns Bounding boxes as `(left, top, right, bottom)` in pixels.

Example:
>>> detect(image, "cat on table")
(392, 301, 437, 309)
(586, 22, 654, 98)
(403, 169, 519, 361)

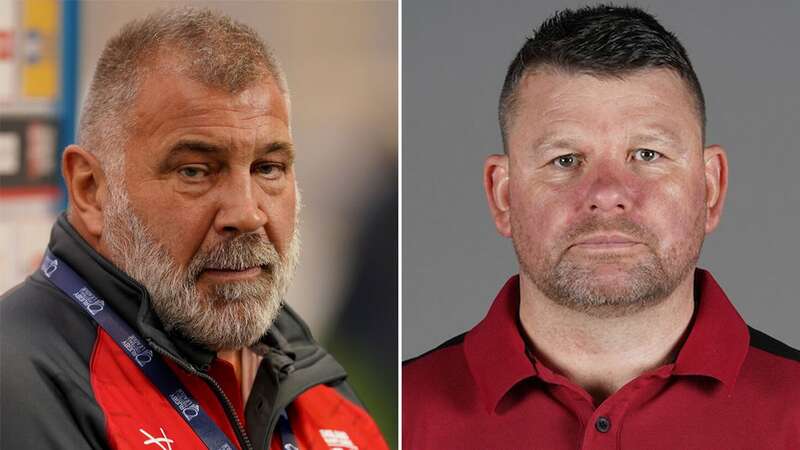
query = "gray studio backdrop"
(403, 0, 800, 359)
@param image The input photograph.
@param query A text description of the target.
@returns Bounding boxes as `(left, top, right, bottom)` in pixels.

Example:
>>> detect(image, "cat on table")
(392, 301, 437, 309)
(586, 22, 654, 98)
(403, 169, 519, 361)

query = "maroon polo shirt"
(403, 269, 800, 449)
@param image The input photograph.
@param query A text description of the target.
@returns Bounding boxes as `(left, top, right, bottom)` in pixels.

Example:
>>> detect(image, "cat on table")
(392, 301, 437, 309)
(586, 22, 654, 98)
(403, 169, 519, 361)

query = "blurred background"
(0, 1, 397, 447)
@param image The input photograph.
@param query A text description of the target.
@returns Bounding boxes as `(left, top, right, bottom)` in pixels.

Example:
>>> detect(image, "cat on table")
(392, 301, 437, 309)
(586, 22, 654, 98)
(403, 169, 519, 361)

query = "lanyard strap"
(41, 250, 238, 450)
(41, 250, 302, 450)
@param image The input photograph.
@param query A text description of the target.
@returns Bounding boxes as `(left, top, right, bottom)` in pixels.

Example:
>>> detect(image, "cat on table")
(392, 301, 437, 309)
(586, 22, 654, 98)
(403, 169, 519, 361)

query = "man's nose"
(213, 173, 268, 235)
(583, 161, 635, 214)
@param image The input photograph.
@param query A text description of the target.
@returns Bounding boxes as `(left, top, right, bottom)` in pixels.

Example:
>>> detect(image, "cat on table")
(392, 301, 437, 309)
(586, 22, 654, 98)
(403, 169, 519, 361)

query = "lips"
(203, 262, 271, 272)
(200, 265, 268, 281)
(570, 234, 642, 250)
(575, 234, 639, 245)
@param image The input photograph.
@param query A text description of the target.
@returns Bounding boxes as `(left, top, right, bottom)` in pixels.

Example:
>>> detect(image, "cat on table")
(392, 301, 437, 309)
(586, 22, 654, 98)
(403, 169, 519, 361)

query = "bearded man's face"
(100, 70, 298, 349)
(102, 180, 299, 350)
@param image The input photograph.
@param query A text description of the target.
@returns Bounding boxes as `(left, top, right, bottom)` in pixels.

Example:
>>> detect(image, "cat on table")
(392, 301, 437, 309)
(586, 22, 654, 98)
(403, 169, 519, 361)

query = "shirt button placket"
(595, 416, 611, 433)
(580, 413, 616, 450)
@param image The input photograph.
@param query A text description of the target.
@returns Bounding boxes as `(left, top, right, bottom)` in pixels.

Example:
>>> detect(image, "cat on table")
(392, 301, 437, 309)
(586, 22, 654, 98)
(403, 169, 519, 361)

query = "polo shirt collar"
(463, 268, 750, 413)
(672, 269, 749, 392)
(463, 276, 535, 413)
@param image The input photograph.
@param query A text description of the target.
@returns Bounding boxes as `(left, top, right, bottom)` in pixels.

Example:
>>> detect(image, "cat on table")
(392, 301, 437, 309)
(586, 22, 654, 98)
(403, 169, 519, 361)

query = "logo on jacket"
(121, 334, 153, 367)
(73, 287, 105, 315)
(41, 256, 58, 278)
(169, 389, 200, 421)
(319, 429, 359, 450)
(140, 427, 174, 450)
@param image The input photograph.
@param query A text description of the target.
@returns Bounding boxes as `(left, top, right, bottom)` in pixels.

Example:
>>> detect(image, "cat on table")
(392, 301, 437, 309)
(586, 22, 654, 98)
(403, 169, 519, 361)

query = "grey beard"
(101, 182, 299, 351)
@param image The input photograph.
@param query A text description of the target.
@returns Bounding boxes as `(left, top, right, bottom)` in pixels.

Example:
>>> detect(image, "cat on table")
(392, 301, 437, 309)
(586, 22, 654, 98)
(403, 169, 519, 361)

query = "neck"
(217, 349, 243, 386)
(67, 211, 113, 261)
(519, 271, 696, 405)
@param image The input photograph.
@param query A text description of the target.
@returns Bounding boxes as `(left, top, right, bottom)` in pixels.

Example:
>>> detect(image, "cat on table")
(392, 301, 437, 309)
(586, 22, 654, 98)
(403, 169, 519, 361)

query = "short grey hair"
(78, 7, 290, 175)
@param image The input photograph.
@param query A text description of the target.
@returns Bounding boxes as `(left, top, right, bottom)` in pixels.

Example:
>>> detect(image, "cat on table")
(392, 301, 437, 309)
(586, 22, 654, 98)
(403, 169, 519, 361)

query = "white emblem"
(319, 429, 359, 450)
(42, 257, 58, 278)
(73, 287, 105, 315)
(121, 335, 153, 367)
(140, 427, 174, 450)
(169, 389, 200, 421)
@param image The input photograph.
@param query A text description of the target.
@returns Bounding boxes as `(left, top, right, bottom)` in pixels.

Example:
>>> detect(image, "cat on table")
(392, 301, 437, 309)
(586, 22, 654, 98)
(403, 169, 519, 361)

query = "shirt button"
(595, 416, 611, 433)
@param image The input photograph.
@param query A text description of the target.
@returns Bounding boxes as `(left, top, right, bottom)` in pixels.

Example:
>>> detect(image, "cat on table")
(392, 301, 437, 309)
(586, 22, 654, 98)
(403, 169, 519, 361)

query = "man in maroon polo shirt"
(403, 5, 800, 449)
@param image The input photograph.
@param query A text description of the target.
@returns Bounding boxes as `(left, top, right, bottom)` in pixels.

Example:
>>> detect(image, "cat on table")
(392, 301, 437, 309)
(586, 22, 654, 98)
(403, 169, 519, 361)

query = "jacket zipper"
(149, 341, 254, 450)
(197, 370, 254, 450)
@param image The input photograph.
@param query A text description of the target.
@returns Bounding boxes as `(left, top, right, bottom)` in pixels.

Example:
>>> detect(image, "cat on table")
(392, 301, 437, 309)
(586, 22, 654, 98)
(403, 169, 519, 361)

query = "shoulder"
(747, 326, 800, 363)
(403, 333, 468, 376)
(741, 326, 800, 384)
(403, 333, 477, 410)
(1, 274, 97, 362)
(737, 326, 800, 414)
(1, 274, 98, 384)
(403, 333, 487, 445)
(292, 384, 389, 450)
(1, 276, 106, 448)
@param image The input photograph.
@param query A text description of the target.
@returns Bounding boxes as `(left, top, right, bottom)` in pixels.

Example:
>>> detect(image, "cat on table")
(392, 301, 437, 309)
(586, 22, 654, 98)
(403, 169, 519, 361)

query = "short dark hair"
(498, 4, 705, 151)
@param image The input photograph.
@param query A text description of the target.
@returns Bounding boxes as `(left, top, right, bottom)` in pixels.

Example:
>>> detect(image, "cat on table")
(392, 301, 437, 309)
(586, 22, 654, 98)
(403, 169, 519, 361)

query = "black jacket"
(1, 214, 385, 449)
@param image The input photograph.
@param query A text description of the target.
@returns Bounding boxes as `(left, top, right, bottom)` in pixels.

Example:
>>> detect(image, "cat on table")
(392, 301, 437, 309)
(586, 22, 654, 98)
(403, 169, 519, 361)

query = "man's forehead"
(130, 67, 290, 134)
(516, 69, 697, 126)
(520, 67, 689, 104)
(132, 49, 281, 106)
(141, 63, 284, 107)
(503, 68, 704, 154)
(146, 46, 279, 93)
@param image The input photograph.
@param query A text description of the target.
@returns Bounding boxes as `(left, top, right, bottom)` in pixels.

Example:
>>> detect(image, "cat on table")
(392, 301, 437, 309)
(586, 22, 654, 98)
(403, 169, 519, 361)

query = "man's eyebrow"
(261, 141, 294, 161)
(168, 140, 294, 155)
(159, 140, 225, 171)
(531, 135, 584, 154)
(630, 127, 684, 147)
(169, 139, 226, 155)
(529, 127, 685, 154)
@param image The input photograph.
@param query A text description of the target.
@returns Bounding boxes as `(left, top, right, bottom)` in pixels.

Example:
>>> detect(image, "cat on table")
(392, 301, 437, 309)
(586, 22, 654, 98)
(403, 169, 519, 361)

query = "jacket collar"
(463, 268, 750, 413)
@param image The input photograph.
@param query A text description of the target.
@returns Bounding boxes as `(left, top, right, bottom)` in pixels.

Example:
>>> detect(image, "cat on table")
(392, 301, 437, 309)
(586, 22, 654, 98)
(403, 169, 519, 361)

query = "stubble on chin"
(511, 210, 705, 318)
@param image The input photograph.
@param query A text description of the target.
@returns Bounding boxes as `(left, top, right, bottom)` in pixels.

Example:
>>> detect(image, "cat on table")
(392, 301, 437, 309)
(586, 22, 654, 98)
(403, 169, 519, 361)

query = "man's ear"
(484, 154, 512, 237)
(702, 144, 728, 234)
(62, 145, 108, 238)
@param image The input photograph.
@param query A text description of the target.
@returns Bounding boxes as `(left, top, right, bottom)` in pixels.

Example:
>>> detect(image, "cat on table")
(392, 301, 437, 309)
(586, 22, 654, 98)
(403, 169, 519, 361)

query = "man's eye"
(177, 166, 208, 178)
(633, 148, 662, 162)
(255, 163, 284, 179)
(553, 154, 581, 169)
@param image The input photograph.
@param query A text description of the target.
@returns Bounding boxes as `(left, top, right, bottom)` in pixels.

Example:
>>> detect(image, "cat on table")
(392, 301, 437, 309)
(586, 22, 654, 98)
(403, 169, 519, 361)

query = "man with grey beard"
(0, 8, 388, 450)
(102, 180, 297, 352)
(403, 5, 799, 449)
